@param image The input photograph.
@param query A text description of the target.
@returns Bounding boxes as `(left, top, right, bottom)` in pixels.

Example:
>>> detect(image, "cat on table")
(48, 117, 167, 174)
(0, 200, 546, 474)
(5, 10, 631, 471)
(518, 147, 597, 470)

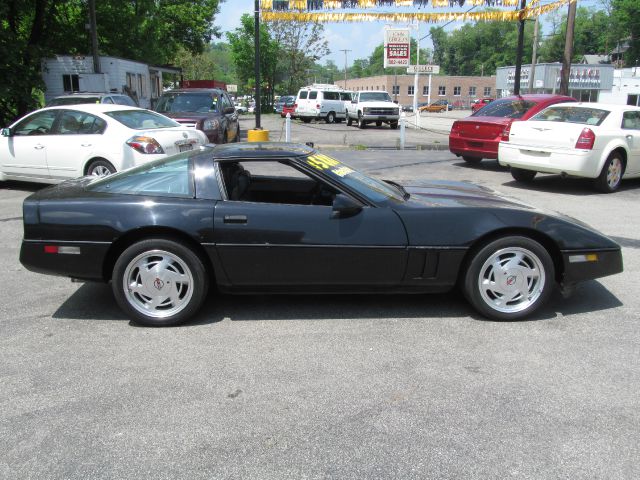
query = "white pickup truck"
(346, 91, 401, 129)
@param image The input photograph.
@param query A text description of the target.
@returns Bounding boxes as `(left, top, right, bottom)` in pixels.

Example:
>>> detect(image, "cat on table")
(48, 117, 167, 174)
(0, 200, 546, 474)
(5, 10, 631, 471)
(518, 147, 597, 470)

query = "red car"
(449, 94, 576, 164)
(471, 97, 494, 113)
(281, 100, 296, 118)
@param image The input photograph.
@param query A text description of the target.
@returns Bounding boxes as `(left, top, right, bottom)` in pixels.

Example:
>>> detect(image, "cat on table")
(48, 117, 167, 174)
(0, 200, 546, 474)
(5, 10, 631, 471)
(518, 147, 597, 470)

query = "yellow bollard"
(247, 129, 270, 142)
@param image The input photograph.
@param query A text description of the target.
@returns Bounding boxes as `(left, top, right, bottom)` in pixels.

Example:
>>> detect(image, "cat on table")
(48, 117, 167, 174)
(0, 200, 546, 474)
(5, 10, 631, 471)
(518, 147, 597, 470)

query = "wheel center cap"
(153, 277, 165, 290)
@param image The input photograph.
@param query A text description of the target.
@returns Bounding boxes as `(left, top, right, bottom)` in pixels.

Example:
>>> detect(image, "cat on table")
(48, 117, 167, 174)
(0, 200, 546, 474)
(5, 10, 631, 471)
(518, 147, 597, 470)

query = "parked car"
(275, 95, 295, 114)
(234, 103, 247, 114)
(0, 104, 208, 184)
(449, 94, 576, 164)
(47, 92, 138, 107)
(281, 98, 296, 118)
(499, 103, 640, 193)
(154, 88, 240, 144)
(19, 143, 622, 327)
(295, 84, 348, 123)
(419, 100, 451, 113)
(471, 97, 494, 113)
(346, 91, 400, 129)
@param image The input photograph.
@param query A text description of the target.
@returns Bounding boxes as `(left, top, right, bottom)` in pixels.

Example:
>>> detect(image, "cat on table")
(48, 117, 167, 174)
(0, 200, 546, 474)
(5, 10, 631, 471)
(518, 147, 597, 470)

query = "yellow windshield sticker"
(306, 153, 341, 171)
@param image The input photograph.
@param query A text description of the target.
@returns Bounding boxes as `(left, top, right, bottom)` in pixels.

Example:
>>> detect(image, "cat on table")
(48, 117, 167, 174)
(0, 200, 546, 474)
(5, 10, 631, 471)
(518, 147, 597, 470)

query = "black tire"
(462, 236, 554, 321)
(347, 115, 353, 126)
(302, 118, 311, 124)
(594, 151, 624, 193)
(462, 156, 482, 165)
(389, 121, 398, 130)
(112, 238, 209, 327)
(375, 121, 382, 127)
(86, 159, 116, 177)
(357, 113, 366, 129)
(326, 112, 336, 124)
(510, 167, 537, 183)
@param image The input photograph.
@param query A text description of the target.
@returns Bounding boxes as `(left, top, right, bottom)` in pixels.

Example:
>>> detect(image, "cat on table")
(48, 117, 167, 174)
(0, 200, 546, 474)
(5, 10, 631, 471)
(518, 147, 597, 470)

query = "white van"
(294, 84, 350, 124)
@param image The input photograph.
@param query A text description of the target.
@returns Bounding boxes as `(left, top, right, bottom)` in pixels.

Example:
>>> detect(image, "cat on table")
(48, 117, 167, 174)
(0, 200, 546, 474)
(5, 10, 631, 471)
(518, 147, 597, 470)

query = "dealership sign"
(407, 65, 440, 74)
(384, 28, 410, 68)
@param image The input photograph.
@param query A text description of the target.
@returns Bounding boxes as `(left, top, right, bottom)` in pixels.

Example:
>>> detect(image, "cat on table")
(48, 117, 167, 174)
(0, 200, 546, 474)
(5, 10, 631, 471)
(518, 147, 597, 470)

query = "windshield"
(303, 153, 404, 203)
(472, 98, 536, 119)
(359, 92, 392, 103)
(104, 110, 180, 129)
(156, 93, 219, 113)
(531, 106, 610, 126)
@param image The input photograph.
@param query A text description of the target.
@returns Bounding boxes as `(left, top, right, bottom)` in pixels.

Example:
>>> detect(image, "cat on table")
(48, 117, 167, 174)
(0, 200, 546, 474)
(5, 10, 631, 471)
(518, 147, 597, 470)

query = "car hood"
(159, 112, 211, 122)
(400, 180, 532, 210)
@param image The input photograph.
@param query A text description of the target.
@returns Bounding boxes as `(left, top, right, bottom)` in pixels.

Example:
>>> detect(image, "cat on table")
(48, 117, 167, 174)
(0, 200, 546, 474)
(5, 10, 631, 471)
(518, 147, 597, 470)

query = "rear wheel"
(112, 238, 209, 327)
(86, 159, 116, 177)
(326, 112, 336, 124)
(462, 236, 554, 321)
(594, 152, 624, 193)
(510, 167, 537, 183)
(302, 118, 311, 123)
(462, 156, 482, 165)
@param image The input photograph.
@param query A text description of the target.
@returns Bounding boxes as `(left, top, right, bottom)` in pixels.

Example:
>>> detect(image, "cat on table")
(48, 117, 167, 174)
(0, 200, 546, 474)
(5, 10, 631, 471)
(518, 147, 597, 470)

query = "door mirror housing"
(1, 128, 12, 137)
(331, 193, 362, 219)
(225, 106, 236, 114)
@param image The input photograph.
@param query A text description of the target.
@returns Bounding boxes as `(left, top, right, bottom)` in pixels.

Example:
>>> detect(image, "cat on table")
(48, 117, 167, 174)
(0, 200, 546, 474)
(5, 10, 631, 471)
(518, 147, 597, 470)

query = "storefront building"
(496, 63, 615, 101)
(339, 74, 496, 109)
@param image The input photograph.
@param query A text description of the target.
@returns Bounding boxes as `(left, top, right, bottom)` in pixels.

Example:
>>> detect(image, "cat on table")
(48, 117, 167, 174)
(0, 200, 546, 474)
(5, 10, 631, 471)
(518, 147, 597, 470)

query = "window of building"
(484, 87, 492, 96)
(438, 86, 446, 96)
(62, 74, 79, 93)
(453, 86, 461, 96)
(408, 86, 415, 96)
(422, 85, 429, 96)
(392, 85, 399, 95)
(469, 86, 476, 97)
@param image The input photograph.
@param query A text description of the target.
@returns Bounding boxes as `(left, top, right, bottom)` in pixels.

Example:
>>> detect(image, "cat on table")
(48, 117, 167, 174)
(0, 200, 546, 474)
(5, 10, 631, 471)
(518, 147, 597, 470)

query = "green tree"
(227, 14, 280, 108)
(611, 0, 640, 65)
(173, 43, 238, 86)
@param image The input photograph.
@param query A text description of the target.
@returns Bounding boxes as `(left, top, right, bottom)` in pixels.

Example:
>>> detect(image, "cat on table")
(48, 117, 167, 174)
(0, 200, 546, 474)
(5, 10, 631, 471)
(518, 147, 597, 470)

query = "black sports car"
(20, 143, 623, 327)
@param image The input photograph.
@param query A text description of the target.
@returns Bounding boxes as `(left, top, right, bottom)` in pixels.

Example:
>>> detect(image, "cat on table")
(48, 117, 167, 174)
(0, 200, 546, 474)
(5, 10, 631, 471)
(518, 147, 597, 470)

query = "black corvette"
(20, 143, 623, 326)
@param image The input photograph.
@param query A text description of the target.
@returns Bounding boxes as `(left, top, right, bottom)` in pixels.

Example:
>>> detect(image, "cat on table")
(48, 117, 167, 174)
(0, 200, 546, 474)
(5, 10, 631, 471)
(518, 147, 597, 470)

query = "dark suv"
(155, 88, 240, 144)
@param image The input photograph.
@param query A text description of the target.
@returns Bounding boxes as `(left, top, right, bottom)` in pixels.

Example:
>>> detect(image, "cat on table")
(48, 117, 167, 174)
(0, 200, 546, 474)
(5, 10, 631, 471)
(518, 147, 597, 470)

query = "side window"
(298, 91, 308, 100)
(13, 111, 58, 136)
(222, 94, 233, 110)
(57, 110, 107, 135)
(102, 97, 114, 104)
(309, 91, 318, 100)
(622, 111, 640, 130)
(219, 160, 337, 206)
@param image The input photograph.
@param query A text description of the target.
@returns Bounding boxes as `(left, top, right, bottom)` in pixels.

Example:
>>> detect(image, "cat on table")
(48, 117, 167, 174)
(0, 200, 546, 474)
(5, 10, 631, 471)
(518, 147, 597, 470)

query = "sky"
(213, 0, 605, 69)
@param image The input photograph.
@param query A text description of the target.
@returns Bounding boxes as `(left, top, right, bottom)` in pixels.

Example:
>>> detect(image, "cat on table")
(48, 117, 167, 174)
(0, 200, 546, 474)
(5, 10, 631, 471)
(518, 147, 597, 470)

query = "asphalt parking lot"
(1, 148, 639, 479)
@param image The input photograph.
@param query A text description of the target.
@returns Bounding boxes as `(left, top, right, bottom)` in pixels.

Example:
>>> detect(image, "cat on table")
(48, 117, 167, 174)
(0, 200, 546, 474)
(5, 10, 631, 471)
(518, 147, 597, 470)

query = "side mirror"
(1, 128, 12, 137)
(331, 193, 362, 219)
(225, 106, 236, 114)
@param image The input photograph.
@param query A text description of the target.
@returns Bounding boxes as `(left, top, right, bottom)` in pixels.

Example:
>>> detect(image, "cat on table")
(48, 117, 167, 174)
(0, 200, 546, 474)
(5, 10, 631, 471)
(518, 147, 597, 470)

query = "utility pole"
(528, 15, 540, 93)
(513, 0, 527, 95)
(254, 0, 261, 129)
(88, 0, 100, 73)
(340, 49, 351, 89)
(559, 0, 577, 96)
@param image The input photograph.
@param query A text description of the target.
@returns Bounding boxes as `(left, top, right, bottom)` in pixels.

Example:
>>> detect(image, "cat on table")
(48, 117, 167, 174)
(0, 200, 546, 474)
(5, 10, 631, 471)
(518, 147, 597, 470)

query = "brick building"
(338, 74, 497, 109)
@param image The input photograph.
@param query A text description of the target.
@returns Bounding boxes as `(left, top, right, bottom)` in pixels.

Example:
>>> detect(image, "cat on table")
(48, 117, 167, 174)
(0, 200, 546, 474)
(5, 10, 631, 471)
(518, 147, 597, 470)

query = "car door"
(44, 109, 108, 180)
(212, 159, 408, 287)
(621, 110, 640, 174)
(1, 110, 58, 180)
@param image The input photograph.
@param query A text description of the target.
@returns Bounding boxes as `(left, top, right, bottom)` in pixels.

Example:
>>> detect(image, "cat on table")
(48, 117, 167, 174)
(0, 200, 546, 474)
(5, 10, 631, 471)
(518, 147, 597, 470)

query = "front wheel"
(462, 236, 554, 321)
(86, 159, 116, 177)
(510, 167, 537, 183)
(594, 152, 624, 193)
(357, 114, 366, 129)
(112, 238, 209, 327)
(325, 112, 336, 124)
(347, 115, 353, 126)
(389, 121, 398, 130)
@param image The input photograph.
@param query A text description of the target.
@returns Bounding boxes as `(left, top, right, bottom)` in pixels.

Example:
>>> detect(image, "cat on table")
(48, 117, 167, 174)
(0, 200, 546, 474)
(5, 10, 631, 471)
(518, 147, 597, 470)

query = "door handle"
(224, 215, 247, 224)
(34, 145, 45, 150)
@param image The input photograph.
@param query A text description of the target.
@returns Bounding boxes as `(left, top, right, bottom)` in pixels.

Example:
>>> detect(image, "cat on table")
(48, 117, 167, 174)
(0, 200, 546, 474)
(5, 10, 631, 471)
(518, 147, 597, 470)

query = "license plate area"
(179, 144, 193, 152)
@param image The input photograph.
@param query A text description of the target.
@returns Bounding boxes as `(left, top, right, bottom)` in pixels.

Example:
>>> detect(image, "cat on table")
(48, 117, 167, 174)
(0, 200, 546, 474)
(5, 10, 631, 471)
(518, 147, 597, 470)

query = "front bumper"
(561, 248, 623, 284)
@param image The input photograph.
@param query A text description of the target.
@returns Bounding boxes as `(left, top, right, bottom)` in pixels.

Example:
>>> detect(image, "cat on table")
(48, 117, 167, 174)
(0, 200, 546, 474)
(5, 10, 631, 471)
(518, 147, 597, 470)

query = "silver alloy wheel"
(477, 246, 546, 314)
(606, 156, 623, 189)
(122, 249, 194, 319)
(90, 165, 112, 176)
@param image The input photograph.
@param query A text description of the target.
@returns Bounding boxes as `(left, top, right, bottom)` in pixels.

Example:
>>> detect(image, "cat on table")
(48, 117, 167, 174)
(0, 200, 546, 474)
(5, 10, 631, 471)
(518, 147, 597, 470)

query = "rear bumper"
(561, 248, 623, 284)
(20, 240, 109, 281)
(498, 143, 600, 177)
(449, 134, 499, 159)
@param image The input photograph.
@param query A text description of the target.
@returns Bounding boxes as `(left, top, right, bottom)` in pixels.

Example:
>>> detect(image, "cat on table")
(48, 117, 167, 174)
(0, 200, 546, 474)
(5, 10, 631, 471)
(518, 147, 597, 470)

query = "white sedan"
(1, 104, 208, 184)
(498, 102, 640, 193)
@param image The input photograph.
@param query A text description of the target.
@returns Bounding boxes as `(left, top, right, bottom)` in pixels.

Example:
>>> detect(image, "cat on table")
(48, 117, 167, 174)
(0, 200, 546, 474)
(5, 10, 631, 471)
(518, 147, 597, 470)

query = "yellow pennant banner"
(262, 0, 573, 22)
(260, 0, 522, 10)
